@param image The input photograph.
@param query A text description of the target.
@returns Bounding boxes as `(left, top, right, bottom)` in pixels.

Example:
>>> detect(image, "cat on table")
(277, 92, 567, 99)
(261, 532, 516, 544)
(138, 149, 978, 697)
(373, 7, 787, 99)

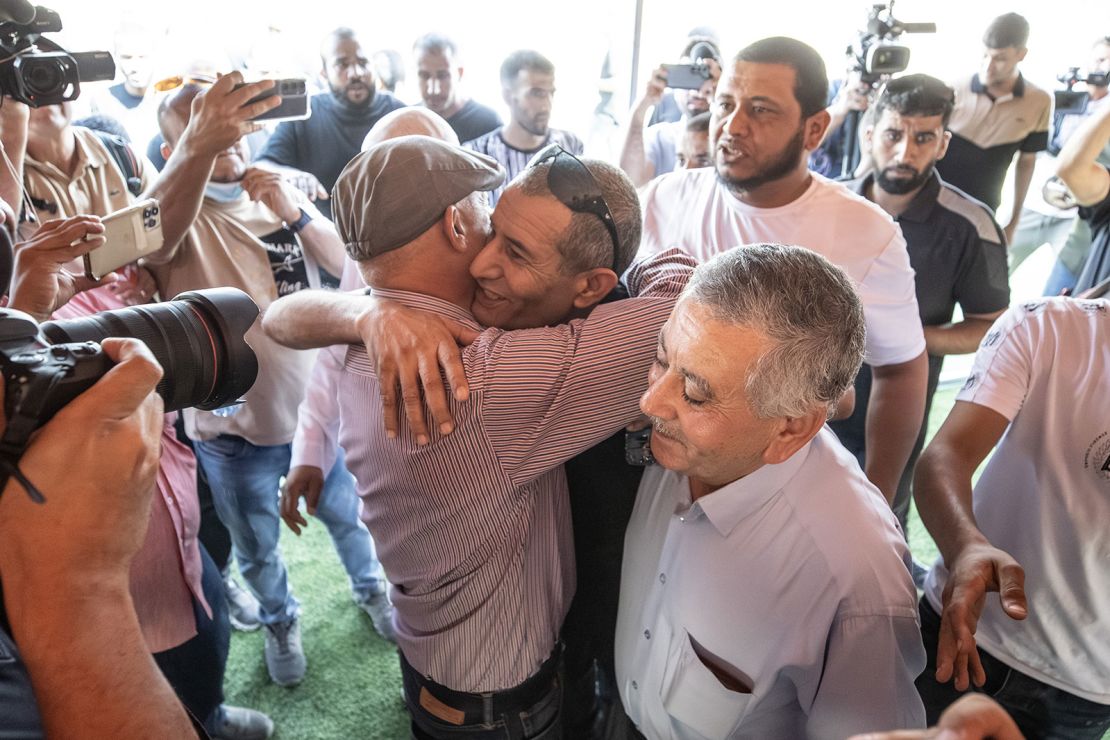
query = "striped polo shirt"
(463, 126, 583, 206)
(337, 250, 694, 693)
(935, 73, 1051, 212)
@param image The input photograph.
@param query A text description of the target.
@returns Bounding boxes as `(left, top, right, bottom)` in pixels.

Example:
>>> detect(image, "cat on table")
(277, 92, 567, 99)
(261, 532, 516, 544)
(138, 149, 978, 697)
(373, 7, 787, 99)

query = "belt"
(401, 644, 562, 725)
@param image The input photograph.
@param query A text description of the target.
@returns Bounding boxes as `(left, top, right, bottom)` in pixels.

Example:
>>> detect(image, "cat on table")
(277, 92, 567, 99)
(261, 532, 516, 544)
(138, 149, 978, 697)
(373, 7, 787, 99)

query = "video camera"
(848, 1, 935, 85)
(1054, 67, 1110, 115)
(0, 1, 115, 107)
(0, 287, 260, 503)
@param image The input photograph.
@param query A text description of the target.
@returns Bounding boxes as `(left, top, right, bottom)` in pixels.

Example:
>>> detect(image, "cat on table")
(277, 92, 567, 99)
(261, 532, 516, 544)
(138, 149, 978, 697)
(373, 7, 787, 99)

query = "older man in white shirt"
(615, 245, 926, 740)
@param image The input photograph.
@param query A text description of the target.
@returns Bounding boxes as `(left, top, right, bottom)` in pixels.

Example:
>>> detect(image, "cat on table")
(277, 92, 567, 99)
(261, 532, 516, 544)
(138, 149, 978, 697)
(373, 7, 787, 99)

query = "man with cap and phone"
(264, 135, 692, 738)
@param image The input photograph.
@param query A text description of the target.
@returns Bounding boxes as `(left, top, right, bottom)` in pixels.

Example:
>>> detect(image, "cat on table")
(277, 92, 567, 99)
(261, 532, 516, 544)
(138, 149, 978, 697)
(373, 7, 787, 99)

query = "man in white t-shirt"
(914, 298, 1110, 739)
(639, 36, 928, 505)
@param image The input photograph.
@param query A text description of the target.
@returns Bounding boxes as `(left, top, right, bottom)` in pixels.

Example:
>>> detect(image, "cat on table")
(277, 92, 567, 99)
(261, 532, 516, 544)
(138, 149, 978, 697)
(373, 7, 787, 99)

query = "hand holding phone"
(233, 78, 310, 123)
(660, 63, 712, 91)
(84, 199, 164, 280)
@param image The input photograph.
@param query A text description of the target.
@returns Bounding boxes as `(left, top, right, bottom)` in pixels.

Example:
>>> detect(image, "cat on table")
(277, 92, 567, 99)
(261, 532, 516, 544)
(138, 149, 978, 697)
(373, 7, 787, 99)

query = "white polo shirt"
(924, 298, 1110, 705)
(617, 428, 926, 739)
(639, 168, 925, 367)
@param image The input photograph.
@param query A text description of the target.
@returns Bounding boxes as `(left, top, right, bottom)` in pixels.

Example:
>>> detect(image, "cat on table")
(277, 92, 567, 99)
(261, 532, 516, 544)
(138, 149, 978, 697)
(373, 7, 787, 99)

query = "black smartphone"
(1084, 274, 1110, 300)
(661, 63, 711, 90)
(235, 78, 310, 122)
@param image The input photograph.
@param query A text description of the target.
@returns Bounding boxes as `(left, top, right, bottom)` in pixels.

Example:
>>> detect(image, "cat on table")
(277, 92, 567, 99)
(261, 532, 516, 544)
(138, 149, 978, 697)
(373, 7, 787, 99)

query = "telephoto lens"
(40, 287, 259, 412)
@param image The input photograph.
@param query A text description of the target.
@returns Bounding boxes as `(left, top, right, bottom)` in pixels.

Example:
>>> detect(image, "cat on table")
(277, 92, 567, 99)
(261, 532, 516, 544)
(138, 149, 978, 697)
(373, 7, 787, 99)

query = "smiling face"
(468, 184, 581, 329)
(868, 108, 950, 195)
(324, 35, 375, 106)
(709, 61, 820, 195)
(640, 298, 782, 487)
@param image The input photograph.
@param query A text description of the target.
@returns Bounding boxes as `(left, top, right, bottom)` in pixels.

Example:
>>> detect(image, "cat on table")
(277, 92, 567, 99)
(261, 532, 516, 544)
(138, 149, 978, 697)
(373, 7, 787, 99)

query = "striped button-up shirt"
(463, 127, 584, 206)
(337, 250, 694, 692)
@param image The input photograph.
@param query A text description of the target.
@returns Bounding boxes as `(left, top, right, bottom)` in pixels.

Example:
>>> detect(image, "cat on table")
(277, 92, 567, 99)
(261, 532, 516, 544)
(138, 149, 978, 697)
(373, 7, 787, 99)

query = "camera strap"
(0, 367, 69, 505)
(0, 453, 44, 504)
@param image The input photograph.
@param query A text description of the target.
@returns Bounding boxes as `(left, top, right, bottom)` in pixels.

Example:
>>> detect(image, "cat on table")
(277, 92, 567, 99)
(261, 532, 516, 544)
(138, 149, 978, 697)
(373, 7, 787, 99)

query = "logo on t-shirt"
(1083, 431, 1110, 482)
(962, 373, 979, 392)
(981, 330, 1002, 348)
(1077, 300, 1107, 314)
(1022, 301, 1045, 314)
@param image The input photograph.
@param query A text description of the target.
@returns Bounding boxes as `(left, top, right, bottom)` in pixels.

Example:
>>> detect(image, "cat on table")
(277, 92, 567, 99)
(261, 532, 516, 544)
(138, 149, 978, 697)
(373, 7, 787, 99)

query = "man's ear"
(936, 130, 952, 161)
(862, 125, 875, 154)
(501, 86, 513, 107)
(440, 205, 469, 254)
(571, 268, 619, 310)
(762, 406, 827, 465)
(1016, 47, 1028, 63)
(804, 109, 832, 151)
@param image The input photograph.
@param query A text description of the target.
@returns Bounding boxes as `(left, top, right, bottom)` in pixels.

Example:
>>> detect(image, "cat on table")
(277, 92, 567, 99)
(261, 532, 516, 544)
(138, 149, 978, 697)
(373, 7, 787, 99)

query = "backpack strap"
(92, 130, 144, 197)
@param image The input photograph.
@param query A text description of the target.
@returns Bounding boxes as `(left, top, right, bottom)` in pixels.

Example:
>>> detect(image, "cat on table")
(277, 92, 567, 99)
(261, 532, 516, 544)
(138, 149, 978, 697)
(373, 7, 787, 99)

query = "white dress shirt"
(616, 428, 926, 739)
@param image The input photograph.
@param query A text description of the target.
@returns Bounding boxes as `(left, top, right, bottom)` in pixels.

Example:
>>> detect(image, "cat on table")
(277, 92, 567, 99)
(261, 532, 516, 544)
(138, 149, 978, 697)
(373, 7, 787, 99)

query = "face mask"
(204, 182, 245, 203)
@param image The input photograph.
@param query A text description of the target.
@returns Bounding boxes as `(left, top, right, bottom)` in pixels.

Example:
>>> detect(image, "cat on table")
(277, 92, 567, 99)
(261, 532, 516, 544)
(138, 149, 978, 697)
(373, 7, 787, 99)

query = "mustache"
(651, 417, 682, 441)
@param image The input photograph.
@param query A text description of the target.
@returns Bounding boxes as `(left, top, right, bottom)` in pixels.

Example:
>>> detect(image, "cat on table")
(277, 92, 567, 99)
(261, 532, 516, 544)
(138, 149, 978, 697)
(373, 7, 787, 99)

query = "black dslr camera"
(848, 1, 935, 85)
(0, 1, 115, 107)
(1054, 67, 1110, 116)
(0, 288, 260, 502)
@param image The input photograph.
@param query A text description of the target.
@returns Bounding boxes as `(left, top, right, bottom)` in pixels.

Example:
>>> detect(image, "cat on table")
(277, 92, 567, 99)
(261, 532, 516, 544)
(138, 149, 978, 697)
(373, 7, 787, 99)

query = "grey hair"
(514, 158, 642, 275)
(685, 244, 866, 419)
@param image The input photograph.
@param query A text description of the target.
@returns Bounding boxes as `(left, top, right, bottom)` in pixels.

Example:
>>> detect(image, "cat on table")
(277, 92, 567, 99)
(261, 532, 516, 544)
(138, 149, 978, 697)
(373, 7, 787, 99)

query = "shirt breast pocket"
(661, 630, 752, 739)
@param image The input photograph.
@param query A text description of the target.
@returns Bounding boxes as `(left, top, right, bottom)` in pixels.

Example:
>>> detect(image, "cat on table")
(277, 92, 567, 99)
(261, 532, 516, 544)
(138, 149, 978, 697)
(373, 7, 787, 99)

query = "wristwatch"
(287, 208, 313, 234)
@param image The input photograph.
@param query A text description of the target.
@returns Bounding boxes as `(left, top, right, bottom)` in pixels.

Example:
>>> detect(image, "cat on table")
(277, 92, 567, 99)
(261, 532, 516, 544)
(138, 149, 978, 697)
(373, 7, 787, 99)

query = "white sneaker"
(224, 573, 262, 633)
(356, 588, 396, 643)
(264, 617, 306, 687)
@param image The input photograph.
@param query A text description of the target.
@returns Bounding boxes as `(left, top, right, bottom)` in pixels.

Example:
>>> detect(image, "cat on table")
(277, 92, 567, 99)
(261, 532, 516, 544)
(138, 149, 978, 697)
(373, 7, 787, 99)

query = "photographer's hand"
(0, 339, 194, 737)
(8, 215, 116, 321)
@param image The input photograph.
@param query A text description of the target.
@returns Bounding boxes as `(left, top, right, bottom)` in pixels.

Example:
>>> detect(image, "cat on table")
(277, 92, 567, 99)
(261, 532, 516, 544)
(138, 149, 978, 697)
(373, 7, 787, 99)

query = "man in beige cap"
(264, 135, 692, 738)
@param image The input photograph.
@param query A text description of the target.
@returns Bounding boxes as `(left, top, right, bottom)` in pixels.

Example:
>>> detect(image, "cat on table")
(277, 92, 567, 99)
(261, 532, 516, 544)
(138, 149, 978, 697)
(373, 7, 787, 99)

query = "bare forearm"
(5, 576, 195, 737)
(1056, 105, 1110, 204)
(618, 102, 654, 187)
(923, 318, 995, 356)
(914, 442, 990, 565)
(297, 219, 345, 277)
(1009, 153, 1036, 226)
(865, 352, 928, 504)
(146, 136, 216, 258)
(262, 288, 369, 348)
(0, 127, 26, 210)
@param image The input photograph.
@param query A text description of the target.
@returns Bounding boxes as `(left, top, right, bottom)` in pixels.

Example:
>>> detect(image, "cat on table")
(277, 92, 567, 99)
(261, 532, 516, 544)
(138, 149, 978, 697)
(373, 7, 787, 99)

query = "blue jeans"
(194, 435, 382, 625)
(1043, 258, 1079, 297)
(916, 598, 1110, 739)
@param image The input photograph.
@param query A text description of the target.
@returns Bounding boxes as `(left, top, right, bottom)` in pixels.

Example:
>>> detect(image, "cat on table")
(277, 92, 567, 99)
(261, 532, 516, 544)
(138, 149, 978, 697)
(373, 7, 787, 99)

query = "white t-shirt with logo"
(639, 168, 925, 367)
(923, 297, 1110, 704)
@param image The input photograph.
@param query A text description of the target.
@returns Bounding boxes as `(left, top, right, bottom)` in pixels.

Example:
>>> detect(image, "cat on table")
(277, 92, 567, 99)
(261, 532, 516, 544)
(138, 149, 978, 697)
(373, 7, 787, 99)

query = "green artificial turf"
(220, 381, 968, 738)
(223, 522, 410, 738)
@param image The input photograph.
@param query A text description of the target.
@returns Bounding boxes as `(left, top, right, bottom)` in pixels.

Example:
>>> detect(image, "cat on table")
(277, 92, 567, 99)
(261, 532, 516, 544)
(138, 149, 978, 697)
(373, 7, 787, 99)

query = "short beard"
(876, 163, 933, 195)
(332, 83, 374, 109)
(715, 125, 805, 194)
(519, 116, 548, 138)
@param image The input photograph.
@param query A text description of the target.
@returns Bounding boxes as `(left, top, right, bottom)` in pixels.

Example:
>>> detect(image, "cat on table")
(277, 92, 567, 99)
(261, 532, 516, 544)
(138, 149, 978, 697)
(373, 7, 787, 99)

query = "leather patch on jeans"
(419, 687, 466, 725)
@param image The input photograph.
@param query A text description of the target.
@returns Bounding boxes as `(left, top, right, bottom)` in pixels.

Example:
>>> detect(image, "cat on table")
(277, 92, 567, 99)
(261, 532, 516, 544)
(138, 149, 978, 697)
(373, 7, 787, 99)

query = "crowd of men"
(0, 9, 1108, 740)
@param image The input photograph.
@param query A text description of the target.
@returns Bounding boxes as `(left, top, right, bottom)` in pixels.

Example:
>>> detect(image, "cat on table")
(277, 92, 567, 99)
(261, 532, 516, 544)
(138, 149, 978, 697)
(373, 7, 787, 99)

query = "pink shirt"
(52, 268, 208, 653)
(337, 250, 694, 692)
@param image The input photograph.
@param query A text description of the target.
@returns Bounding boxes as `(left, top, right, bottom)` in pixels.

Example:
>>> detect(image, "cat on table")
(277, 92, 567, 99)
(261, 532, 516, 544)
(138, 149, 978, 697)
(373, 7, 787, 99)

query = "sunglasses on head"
(529, 144, 622, 275)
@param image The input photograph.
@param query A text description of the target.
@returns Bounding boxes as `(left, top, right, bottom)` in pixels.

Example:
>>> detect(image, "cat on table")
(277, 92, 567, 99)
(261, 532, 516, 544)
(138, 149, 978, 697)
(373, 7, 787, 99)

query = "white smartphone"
(84, 198, 164, 280)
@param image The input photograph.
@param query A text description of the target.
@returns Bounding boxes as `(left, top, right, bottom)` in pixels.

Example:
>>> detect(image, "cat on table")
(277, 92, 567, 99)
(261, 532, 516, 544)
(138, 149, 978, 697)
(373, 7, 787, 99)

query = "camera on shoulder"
(0, 2, 115, 107)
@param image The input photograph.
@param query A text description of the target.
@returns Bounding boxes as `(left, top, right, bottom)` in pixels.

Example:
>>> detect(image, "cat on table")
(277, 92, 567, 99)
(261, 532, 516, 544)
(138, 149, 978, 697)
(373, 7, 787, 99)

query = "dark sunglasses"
(529, 144, 622, 274)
